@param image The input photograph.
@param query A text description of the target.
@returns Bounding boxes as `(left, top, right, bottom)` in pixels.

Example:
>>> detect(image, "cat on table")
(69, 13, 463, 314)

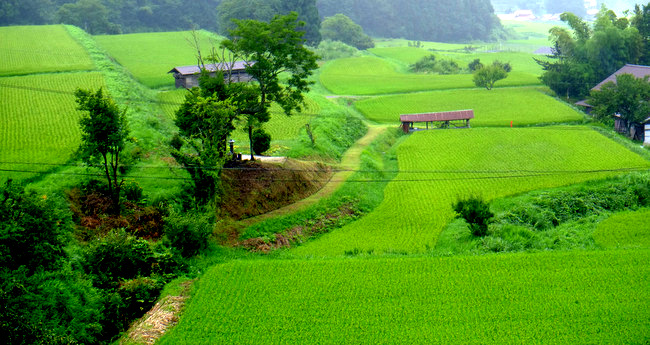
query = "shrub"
(252, 128, 271, 155)
(122, 179, 143, 203)
(314, 39, 359, 60)
(468, 58, 483, 71)
(410, 55, 461, 74)
(164, 212, 213, 257)
(453, 197, 494, 236)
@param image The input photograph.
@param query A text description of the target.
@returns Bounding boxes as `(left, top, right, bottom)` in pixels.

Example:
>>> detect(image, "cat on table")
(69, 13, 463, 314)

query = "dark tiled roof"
(168, 61, 249, 75)
(592, 64, 650, 91)
(400, 110, 474, 123)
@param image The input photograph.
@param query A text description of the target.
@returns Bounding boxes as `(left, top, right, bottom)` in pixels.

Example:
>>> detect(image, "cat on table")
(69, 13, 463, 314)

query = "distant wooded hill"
(317, 0, 504, 42)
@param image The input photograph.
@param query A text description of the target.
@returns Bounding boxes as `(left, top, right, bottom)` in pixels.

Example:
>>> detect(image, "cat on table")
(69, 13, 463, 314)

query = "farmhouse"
(576, 64, 650, 145)
(400, 110, 474, 133)
(168, 61, 252, 88)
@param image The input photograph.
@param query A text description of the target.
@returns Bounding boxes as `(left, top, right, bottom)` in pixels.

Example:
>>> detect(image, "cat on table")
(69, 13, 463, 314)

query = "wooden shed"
(400, 110, 474, 133)
(168, 61, 252, 88)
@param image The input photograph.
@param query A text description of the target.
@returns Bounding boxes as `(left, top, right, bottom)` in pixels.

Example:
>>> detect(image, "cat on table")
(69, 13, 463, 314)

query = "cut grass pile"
(0, 72, 106, 179)
(94, 30, 224, 88)
(291, 127, 650, 256)
(595, 208, 650, 249)
(355, 87, 584, 126)
(157, 89, 320, 149)
(159, 249, 650, 345)
(320, 56, 539, 95)
(0, 25, 94, 76)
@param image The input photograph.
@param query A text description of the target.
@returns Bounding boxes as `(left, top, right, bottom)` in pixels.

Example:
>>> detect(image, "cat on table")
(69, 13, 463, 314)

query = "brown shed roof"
(168, 61, 249, 75)
(591, 64, 650, 91)
(400, 110, 474, 123)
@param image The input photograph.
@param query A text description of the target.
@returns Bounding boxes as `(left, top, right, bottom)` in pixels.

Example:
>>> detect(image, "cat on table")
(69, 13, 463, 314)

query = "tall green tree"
(56, 0, 120, 34)
(170, 72, 238, 206)
(222, 12, 318, 159)
(217, 0, 321, 45)
(589, 73, 650, 139)
(320, 13, 374, 50)
(536, 7, 643, 99)
(632, 3, 650, 64)
(75, 88, 129, 215)
(473, 64, 509, 90)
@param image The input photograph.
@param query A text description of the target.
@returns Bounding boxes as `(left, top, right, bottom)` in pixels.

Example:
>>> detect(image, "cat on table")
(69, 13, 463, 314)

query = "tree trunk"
(248, 124, 254, 160)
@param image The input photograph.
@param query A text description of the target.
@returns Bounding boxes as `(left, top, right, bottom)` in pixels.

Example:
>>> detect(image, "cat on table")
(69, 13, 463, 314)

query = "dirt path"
(238, 125, 388, 227)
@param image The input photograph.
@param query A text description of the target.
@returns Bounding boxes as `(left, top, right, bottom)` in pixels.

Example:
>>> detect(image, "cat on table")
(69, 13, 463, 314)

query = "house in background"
(168, 61, 252, 88)
(576, 64, 650, 145)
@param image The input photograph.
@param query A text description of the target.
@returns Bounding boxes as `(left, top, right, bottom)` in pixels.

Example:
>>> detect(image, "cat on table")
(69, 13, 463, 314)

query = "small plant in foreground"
(453, 197, 494, 236)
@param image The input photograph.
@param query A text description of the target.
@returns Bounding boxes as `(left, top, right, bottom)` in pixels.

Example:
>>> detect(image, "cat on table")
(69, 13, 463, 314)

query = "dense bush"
(314, 40, 359, 61)
(164, 212, 213, 257)
(410, 55, 461, 74)
(453, 197, 494, 236)
(252, 128, 272, 155)
(320, 13, 374, 50)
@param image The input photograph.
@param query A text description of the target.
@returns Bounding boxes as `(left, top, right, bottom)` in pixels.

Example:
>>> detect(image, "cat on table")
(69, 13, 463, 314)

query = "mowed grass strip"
(160, 250, 650, 345)
(355, 87, 583, 126)
(595, 208, 650, 249)
(94, 30, 224, 88)
(0, 25, 94, 76)
(158, 90, 320, 143)
(292, 127, 650, 256)
(0, 73, 105, 178)
(320, 56, 539, 95)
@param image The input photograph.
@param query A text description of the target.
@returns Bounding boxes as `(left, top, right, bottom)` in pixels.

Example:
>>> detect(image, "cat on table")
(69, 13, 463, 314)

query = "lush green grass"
(355, 87, 584, 126)
(158, 89, 321, 153)
(0, 25, 94, 76)
(94, 30, 224, 88)
(160, 249, 650, 344)
(595, 208, 650, 249)
(369, 47, 434, 65)
(320, 56, 539, 95)
(290, 127, 650, 257)
(0, 72, 106, 180)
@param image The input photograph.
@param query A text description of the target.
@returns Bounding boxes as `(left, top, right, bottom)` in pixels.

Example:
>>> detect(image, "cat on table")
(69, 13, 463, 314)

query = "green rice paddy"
(94, 30, 225, 88)
(291, 128, 650, 257)
(160, 249, 650, 345)
(0, 25, 94, 76)
(595, 208, 650, 249)
(0, 72, 106, 178)
(355, 87, 583, 126)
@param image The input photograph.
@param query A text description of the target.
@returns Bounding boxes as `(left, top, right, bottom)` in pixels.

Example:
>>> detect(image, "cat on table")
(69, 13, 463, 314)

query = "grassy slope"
(160, 249, 650, 345)
(94, 30, 224, 88)
(0, 25, 94, 76)
(290, 127, 650, 257)
(355, 87, 584, 126)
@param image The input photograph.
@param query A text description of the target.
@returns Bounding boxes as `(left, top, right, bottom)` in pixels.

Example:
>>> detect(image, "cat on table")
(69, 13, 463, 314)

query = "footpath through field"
(239, 124, 388, 227)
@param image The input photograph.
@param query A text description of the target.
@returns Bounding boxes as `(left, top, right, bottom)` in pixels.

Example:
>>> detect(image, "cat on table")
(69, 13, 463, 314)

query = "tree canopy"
(317, 0, 502, 42)
(217, 0, 321, 45)
(320, 13, 373, 50)
(588, 73, 650, 139)
(536, 7, 644, 99)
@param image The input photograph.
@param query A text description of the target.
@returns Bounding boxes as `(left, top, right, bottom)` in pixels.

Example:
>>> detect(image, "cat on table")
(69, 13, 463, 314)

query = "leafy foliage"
(314, 39, 359, 61)
(589, 73, 650, 139)
(473, 63, 508, 90)
(409, 55, 461, 75)
(536, 8, 644, 98)
(217, 0, 321, 45)
(252, 128, 271, 155)
(320, 13, 374, 50)
(453, 197, 494, 236)
(164, 212, 213, 257)
(317, 0, 501, 42)
(76, 88, 129, 214)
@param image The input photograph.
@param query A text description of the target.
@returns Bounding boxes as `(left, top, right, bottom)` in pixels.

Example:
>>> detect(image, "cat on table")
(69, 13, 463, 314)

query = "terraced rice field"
(94, 30, 224, 88)
(594, 208, 650, 248)
(0, 25, 94, 76)
(0, 72, 106, 178)
(320, 56, 539, 95)
(159, 249, 650, 345)
(355, 87, 583, 126)
(291, 128, 650, 256)
(158, 90, 320, 146)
